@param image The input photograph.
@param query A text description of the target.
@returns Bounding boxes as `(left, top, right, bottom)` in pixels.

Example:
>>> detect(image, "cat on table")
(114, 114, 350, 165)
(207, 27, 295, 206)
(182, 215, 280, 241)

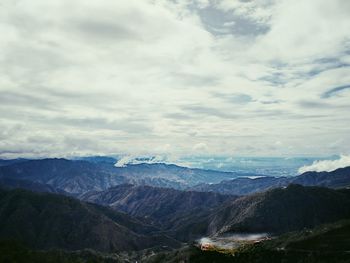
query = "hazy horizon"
(2, 154, 350, 175)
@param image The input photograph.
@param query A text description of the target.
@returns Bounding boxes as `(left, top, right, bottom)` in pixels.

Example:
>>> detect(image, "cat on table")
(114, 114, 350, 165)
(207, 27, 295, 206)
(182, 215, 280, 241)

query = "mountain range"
(80, 183, 350, 241)
(80, 184, 236, 241)
(207, 184, 350, 235)
(0, 187, 180, 252)
(1, 158, 349, 197)
(192, 166, 350, 195)
(0, 158, 261, 194)
(0, 157, 349, 262)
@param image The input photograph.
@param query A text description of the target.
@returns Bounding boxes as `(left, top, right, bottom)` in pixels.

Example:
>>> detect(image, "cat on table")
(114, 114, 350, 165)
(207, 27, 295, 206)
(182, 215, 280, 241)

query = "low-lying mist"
(198, 233, 270, 250)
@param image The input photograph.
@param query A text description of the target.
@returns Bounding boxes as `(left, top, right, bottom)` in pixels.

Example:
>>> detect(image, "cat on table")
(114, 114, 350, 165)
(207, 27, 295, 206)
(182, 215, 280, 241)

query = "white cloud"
(114, 155, 171, 167)
(114, 156, 136, 167)
(0, 0, 349, 158)
(252, 0, 350, 62)
(193, 142, 209, 152)
(215, 0, 275, 24)
(298, 155, 350, 173)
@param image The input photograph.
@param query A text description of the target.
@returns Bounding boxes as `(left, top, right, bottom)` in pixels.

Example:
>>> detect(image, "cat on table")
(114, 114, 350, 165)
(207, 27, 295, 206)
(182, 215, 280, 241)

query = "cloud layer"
(0, 0, 349, 158)
(298, 155, 350, 173)
(114, 155, 169, 167)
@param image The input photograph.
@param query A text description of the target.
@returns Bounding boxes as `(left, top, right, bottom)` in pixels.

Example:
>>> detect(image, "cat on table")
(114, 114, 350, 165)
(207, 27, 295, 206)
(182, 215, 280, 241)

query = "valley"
(0, 157, 349, 262)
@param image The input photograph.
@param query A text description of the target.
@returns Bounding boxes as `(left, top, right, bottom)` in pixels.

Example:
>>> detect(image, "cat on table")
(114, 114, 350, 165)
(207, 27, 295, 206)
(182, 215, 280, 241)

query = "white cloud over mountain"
(298, 155, 350, 173)
(0, 0, 349, 158)
(114, 155, 170, 167)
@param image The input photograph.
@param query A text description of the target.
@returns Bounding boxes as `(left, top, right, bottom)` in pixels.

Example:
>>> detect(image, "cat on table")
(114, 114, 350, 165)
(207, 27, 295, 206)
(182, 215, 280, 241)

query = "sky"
(0, 0, 350, 159)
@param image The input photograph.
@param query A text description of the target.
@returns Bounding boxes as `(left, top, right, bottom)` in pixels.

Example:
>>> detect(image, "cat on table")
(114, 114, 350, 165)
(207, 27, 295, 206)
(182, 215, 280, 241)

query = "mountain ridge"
(0, 188, 180, 252)
(80, 183, 236, 241)
(191, 166, 350, 195)
(207, 184, 350, 235)
(0, 158, 261, 194)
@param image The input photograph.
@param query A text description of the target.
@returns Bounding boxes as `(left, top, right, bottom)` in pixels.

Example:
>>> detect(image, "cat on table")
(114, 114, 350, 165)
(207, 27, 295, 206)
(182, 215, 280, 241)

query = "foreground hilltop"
(146, 219, 350, 263)
(0, 183, 349, 262)
(0, 188, 180, 252)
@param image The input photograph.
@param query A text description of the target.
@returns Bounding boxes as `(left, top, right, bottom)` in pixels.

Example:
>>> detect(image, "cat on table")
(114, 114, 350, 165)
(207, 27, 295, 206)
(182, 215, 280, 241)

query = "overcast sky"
(0, 0, 349, 158)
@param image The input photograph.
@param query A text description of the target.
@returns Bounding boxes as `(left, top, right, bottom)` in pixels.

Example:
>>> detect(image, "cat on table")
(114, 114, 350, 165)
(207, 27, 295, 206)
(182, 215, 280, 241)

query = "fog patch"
(198, 233, 270, 250)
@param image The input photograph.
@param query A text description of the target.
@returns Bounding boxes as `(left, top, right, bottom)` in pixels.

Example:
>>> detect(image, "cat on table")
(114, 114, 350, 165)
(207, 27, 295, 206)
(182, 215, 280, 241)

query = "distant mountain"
(0, 159, 127, 195)
(111, 162, 257, 187)
(0, 188, 180, 252)
(80, 184, 236, 240)
(191, 176, 289, 195)
(191, 166, 350, 196)
(1, 157, 349, 198)
(0, 177, 65, 194)
(0, 158, 260, 194)
(0, 158, 28, 166)
(207, 184, 350, 235)
(73, 156, 118, 164)
(293, 166, 350, 188)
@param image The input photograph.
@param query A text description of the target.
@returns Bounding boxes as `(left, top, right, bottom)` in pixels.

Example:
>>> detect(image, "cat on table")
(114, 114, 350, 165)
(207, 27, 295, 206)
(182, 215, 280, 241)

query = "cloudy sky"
(0, 0, 349, 158)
